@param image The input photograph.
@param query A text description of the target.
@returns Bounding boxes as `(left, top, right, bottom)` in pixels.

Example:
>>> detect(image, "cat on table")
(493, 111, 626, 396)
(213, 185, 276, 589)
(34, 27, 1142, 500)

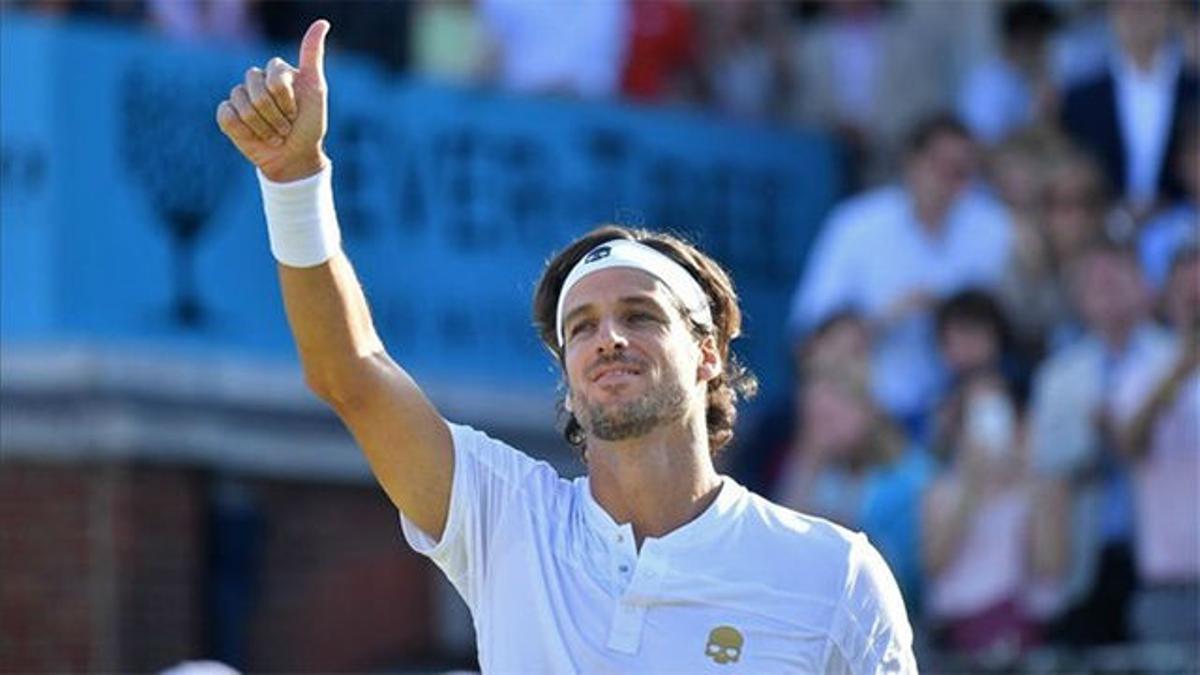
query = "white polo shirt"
(400, 423, 917, 673)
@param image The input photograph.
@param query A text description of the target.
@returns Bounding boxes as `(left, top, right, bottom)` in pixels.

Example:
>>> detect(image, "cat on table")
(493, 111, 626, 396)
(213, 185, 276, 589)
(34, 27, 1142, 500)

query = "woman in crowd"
(772, 362, 933, 612)
(1113, 246, 1200, 644)
(996, 143, 1111, 358)
(921, 291, 1068, 657)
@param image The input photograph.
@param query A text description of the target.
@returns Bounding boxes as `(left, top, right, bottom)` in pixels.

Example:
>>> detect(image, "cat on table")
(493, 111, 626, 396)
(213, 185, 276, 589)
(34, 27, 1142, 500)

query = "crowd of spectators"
(736, 0, 1199, 666)
(14, 0, 1199, 667)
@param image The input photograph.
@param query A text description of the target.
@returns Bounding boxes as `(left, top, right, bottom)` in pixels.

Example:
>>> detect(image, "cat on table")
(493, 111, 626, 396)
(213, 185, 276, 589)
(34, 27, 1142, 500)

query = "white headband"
(555, 239, 713, 347)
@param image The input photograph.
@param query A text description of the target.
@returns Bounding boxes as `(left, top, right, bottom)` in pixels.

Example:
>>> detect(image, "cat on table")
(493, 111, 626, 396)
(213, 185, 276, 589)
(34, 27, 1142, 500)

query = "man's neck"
(1121, 44, 1165, 77)
(1098, 321, 1137, 353)
(586, 418, 722, 549)
(914, 199, 949, 236)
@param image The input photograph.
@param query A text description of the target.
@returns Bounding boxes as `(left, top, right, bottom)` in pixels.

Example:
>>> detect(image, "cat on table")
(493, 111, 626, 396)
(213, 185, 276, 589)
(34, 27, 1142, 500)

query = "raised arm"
(215, 20, 453, 538)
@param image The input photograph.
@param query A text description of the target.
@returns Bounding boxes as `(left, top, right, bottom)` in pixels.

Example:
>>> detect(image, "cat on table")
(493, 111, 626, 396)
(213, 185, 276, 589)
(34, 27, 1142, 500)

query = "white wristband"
(257, 164, 341, 268)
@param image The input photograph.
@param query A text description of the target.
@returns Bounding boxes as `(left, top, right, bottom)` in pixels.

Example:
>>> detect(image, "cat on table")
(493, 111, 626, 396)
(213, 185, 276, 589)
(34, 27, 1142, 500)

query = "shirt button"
(616, 534, 624, 543)
(618, 564, 629, 574)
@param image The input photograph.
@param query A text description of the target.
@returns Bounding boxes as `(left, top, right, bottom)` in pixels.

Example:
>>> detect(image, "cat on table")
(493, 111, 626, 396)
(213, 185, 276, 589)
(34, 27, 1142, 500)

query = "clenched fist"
(216, 19, 330, 182)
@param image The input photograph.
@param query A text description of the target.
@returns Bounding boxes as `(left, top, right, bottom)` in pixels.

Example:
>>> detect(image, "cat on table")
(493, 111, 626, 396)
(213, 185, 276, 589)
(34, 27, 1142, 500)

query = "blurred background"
(0, 0, 1197, 672)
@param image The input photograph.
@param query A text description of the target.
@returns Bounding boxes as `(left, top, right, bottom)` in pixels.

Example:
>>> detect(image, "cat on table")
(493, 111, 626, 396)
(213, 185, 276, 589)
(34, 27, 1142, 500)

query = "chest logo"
(704, 625, 744, 665)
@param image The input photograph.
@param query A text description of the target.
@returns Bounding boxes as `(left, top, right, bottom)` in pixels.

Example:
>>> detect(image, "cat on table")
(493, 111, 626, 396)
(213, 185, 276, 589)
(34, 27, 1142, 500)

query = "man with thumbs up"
(216, 21, 916, 673)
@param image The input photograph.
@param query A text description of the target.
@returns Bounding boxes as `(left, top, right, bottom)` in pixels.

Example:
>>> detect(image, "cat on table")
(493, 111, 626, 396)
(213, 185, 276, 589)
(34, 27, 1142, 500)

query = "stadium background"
(1, 0, 1197, 673)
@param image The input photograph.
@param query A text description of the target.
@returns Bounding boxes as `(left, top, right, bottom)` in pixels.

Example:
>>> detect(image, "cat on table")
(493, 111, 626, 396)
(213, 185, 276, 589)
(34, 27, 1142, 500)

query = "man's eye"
(628, 312, 658, 324)
(568, 320, 595, 339)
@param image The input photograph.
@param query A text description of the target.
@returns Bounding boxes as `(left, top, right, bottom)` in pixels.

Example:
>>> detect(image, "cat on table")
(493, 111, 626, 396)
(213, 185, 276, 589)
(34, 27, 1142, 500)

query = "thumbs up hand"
(217, 20, 331, 182)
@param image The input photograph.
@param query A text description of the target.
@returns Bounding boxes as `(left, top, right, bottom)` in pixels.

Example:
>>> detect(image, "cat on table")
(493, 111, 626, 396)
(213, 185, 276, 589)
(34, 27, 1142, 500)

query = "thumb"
(298, 19, 330, 81)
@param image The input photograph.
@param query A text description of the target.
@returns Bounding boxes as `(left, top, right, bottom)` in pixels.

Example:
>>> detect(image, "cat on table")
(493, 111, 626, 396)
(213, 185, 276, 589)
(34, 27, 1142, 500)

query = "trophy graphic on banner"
(120, 62, 235, 328)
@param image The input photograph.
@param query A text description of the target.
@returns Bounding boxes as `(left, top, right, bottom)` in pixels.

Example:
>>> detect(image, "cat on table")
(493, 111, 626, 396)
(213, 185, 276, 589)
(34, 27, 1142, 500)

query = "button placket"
(609, 525, 637, 591)
(605, 548, 667, 655)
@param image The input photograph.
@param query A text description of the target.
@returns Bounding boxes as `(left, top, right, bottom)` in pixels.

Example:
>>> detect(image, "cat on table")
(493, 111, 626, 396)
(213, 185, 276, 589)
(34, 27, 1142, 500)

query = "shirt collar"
(1112, 44, 1180, 88)
(580, 475, 746, 549)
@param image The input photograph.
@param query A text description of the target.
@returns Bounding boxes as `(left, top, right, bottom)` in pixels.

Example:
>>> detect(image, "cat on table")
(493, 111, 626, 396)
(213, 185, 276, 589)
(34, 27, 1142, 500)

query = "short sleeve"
(399, 422, 556, 611)
(825, 534, 918, 675)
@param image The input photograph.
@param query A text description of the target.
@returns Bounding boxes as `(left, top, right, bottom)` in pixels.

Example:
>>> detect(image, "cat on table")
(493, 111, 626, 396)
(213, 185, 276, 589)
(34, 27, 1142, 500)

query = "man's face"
(1044, 167, 1104, 260)
(939, 319, 1000, 375)
(1111, 0, 1170, 60)
(799, 376, 873, 458)
(1072, 251, 1148, 333)
(907, 132, 976, 215)
(559, 268, 716, 443)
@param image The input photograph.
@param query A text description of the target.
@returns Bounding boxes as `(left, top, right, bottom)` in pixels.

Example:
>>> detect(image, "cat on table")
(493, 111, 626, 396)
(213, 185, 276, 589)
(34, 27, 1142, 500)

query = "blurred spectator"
(1112, 245, 1200, 644)
(1049, 0, 1111, 89)
(730, 310, 871, 496)
(922, 371, 1066, 657)
(1061, 0, 1199, 219)
(620, 0, 701, 104)
(957, 1, 1060, 146)
(772, 366, 933, 608)
(1028, 240, 1172, 646)
(259, 1, 410, 72)
(16, 0, 143, 23)
(410, 0, 488, 85)
(1139, 114, 1199, 290)
(789, 114, 1011, 433)
(997, 141, 1110, 355)
(147, 0, 260, 44)
(985, 126, 1061, 224)
(476, 0, 628, 99)
(699, 1, 790, 122)
(787, 0, 947, 186)
(1184, 1, 1200, 73)
(933, 289, 1027, 405)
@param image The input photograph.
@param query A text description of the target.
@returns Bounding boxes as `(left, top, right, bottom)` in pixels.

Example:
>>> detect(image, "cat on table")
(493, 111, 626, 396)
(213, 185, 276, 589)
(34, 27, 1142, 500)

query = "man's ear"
(697, 334, 722, 384)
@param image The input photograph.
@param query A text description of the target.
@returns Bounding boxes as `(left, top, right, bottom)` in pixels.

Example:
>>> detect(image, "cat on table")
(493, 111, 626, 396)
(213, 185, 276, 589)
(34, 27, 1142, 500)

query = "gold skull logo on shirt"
(705, 625, 744, 664)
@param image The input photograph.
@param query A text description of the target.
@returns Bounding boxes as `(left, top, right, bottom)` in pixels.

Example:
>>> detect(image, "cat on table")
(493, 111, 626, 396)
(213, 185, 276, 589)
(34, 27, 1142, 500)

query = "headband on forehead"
(555, 239, 713, 347)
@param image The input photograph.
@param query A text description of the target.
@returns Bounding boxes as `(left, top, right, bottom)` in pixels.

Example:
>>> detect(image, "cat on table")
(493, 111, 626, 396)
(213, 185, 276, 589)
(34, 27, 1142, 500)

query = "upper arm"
(277, 256, 455, 540)
(325, 351, 454, 540)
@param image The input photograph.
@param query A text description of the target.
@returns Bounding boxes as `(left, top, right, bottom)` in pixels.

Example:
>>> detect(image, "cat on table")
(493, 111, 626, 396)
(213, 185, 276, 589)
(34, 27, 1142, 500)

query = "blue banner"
(1, 17, 840, 398)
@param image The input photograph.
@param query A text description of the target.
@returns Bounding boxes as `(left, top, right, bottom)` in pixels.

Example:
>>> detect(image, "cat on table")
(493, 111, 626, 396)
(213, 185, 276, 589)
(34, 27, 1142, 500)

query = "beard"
(572, 375, 690, 442)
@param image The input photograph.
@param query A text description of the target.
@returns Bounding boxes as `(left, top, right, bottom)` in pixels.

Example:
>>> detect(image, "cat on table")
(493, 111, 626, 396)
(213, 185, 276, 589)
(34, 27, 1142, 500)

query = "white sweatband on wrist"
(555, 238, 713, 347)
(257, 164, 341, 268)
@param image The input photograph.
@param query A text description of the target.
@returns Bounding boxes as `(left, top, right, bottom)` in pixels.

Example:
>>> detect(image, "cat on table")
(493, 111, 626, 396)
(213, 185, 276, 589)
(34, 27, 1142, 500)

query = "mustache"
(585, 353, 646, 379)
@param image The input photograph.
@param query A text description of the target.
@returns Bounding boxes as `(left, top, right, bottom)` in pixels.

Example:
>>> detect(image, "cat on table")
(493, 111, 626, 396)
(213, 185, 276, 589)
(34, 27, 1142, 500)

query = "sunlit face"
(1043, 167, 1104, 261)
(1111, 0, 1170, 59)
(940, 319, 1000, 375)
(907, 133, 977, 215)
(800, 377, 873, 459)
(1072, 251, 1148, 332)
(559, 268, 716, 443)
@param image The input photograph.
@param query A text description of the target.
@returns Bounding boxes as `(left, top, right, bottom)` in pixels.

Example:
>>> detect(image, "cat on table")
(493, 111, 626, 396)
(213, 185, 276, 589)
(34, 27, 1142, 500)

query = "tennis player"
(216, 20, 916, 673)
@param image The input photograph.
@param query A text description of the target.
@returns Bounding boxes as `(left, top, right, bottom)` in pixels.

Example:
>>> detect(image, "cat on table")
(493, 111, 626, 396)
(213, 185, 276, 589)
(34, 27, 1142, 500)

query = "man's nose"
(596, 317, 629, 352)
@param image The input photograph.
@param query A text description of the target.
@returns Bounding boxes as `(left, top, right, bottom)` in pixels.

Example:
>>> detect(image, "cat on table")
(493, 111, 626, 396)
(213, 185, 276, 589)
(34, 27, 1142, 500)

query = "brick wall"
(1, 464, 98, 672)
(244, 480, 436, 672)
(0, 462, 205, 672)
(0, 460, 440, 673)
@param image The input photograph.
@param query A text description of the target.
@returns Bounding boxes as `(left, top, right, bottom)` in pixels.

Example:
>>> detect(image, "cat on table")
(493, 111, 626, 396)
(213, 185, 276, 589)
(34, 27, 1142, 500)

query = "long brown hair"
(532, 225, 758, 455)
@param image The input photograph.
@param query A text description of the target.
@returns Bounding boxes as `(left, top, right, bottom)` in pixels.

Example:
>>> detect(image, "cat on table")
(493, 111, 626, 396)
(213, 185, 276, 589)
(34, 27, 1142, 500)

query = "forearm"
(1121, 370, 1188, 459)
(1028, 478, 1069, 578)
(922, 482, 978, 575)
(279, 254, 385, 398)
